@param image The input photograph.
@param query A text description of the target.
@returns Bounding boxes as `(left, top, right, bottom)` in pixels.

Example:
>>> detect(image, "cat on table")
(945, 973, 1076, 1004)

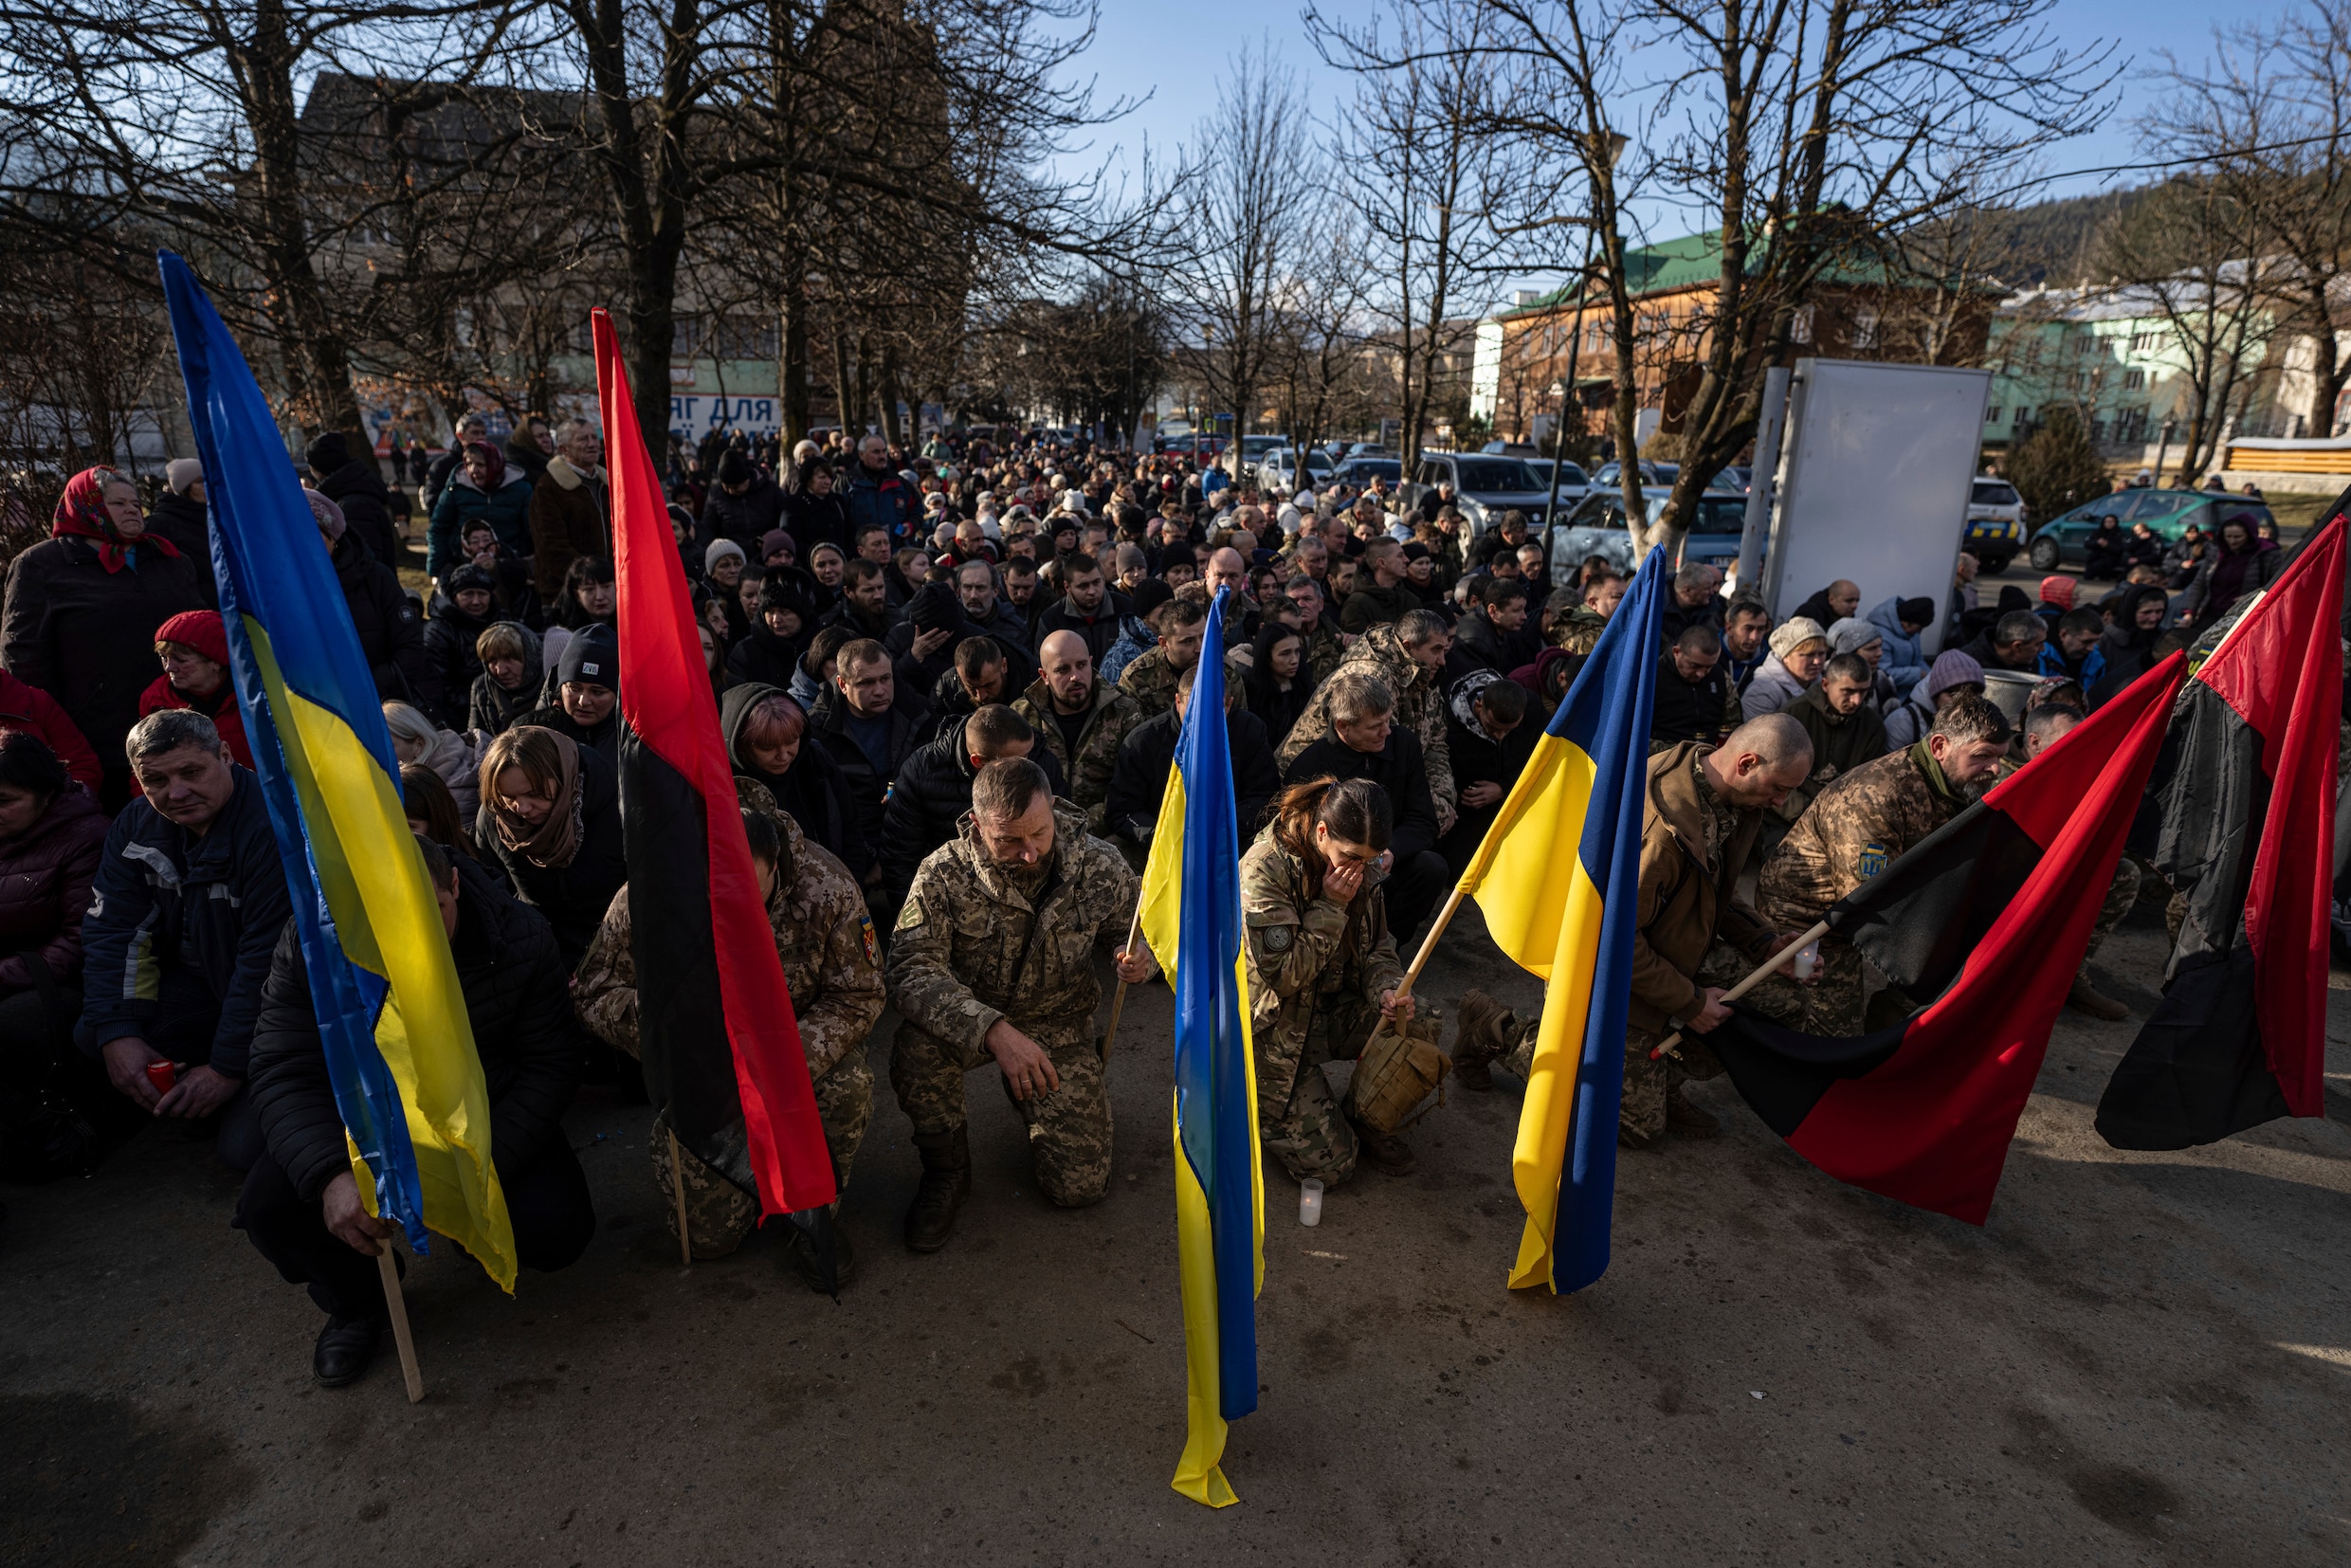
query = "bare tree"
(1175, 44, 1319, 483)
(2094, 177, 2281, 484)
(2145, 2, 2351, 439)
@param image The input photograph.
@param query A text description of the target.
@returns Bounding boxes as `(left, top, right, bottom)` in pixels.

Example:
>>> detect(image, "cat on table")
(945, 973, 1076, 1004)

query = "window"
(1984, 405, 2003, 425)
(2013, 406, 2032, 427)
(2123, 369, 2145, 391)
(1850, 308, 1878, 350)
(1791, 304, 1815, 345)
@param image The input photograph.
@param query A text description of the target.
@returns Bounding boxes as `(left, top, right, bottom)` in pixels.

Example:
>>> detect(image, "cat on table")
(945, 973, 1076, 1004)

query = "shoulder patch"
(859, 913, 877, 963)
(1261, 924, 1294, 953)
(1858, 841, 1888, 880)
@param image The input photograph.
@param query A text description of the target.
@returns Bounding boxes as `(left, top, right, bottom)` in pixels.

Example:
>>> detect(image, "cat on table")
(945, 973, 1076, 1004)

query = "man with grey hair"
(885, 757, 1154, 1251)
(1456, 713, 1814, 1148)
(77, 710, 291, 1170)
(528, 416, 610, 596)
(1664, 561, 1726, 641)
(1958, 609, 2049, 674)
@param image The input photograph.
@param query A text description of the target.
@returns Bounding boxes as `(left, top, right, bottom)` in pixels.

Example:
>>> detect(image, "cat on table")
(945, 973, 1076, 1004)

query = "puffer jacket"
(78, 766, 293, 1074)
(0, 785, 110, 992)
(428, 470, 534, 576)
(1864, 597, 1930, 692)
(0, 668, 102, 793)
(246, 851, 583, 1202)
(877, 720, 1066, 896)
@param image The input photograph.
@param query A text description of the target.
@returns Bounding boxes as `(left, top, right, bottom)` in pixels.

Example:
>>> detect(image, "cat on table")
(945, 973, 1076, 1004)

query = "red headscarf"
(51, 466, 183, 574)
(464, 441, 508, 489)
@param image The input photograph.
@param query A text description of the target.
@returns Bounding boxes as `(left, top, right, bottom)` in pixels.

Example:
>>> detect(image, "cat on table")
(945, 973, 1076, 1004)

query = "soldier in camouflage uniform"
(573, 793, 884, 1284)
(2013, 701, 2141, 1019)
(1012, 629, 1144, 832)
(1453, 720, 1813, 1147)
(1117, 593, 1208, 719)
(1275, 611, 1459, 834)
(1241, 777, 1438, 1183)
(885, 758, 1153, 1251)
(1750, 692, 2013, 1036)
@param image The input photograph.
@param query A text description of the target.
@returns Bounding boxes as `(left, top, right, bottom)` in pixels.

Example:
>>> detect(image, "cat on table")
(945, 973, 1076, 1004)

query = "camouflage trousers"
(1488, 996, 1721, 1142)
(651, 1055, 874, 1261)
(1259, 995, 1443, 1185)
(2085, 857, 2141, 967)
(888, 1019, 1111, 1207)
(1741, 934, 1869, 1038)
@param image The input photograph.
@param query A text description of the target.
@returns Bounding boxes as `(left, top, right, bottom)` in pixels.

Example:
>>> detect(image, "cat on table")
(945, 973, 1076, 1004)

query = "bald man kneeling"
(1452, 716, 1814, 1149)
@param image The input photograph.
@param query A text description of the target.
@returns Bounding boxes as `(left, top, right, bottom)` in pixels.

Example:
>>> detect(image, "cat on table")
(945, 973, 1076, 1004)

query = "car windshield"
(1568, 491, 1746, 535)
(1342, 460, 1403, 483)
(1453, 458, 1540, 490)
(1972, 482, 2019, 505)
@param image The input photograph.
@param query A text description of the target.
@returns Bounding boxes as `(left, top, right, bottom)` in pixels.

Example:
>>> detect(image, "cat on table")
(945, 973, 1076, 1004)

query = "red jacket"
(137, 675, 255, 777)
(0, 668, 102, 793)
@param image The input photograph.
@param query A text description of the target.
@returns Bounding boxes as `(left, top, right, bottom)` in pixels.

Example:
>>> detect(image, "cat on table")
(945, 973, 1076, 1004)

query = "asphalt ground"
(5, 873, 2349, 1568)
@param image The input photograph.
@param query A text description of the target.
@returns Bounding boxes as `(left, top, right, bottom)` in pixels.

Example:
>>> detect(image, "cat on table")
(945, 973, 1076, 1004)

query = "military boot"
(1664, 1084, 1720, 1139)
(1349, 1117, 1417, 1176)
(903, 1127, 972, 1253)
(2066, 974, 2129, 1021)
(1451, 989, 1516, 1092)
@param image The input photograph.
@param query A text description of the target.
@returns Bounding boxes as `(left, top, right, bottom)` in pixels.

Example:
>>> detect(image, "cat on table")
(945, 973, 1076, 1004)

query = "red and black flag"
(593, 311, 838, 1228)
(2096, 512, 2345, 1150)
(1708, 657, 2188, 1224)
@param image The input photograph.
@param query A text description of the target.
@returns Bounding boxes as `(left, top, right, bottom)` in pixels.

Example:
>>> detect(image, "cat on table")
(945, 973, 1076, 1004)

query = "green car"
(2027, 488, 2274, 573)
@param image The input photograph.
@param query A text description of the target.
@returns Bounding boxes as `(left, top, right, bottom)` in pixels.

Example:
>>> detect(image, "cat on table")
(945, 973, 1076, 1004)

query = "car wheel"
(2027, 536, 2059, 572)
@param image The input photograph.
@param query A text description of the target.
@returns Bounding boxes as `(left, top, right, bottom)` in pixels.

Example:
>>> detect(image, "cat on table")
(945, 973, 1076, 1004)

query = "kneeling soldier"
(1241, 775, 1443, 1183)
(574, 799, 884, 1288)
(886, 758, 1154, 1251)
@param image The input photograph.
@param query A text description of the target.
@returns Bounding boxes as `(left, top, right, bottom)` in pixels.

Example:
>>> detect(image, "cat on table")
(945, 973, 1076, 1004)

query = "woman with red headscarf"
(426, 438, 534, 578)
(1, 466, 210, 808)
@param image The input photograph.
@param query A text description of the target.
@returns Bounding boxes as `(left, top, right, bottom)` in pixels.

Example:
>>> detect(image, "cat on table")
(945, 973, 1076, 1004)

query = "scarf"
(493, 730, 585, 868)
(1908, 738, 1968, 811)
(52, 467, 184, 574)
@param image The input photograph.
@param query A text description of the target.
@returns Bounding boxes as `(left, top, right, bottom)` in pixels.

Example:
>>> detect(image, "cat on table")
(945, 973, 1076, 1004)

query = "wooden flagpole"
(1101, 904, 1146, 1063)
(375, 1249, 424, 1404)
(1648, 918, 1832, 1060)
(666, 1127, 694, 1267)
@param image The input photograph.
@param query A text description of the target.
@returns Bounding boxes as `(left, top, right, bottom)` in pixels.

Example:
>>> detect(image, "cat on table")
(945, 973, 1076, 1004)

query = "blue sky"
(1054, 0, 2294, 294)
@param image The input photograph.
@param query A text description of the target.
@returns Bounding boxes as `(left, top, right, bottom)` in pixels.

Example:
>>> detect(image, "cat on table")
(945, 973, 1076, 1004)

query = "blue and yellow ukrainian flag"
(1457, 546, 1667, 1294)
(159, 253, 515, 1288)
(1138, 585, 1264, 1506)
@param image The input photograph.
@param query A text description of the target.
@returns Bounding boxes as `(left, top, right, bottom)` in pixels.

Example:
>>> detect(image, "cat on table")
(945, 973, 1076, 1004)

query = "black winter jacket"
(878, 720, 1067, 895)
(424, 593, 499, 727)
(1284, 729, 1442, 864)
(78, 767, 293, 1077)
(332, 532, 430, 712)
(1033, 593, 1133, 667)
(316, 458, 402, 571)
(1107, 705, 1279, 847)
(473, 742, 629, 967)
(246, 852, 583, 1202)
(807, 687, 926, 850)
(718, 682, 873, 880)
(144, 492, 217, 577)
(1, 536, 210, 793)
(700, 477, 788, 550)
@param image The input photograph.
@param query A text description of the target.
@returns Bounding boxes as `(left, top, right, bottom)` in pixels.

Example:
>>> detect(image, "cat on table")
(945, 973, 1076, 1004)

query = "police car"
(1963, 478, 2027, 573)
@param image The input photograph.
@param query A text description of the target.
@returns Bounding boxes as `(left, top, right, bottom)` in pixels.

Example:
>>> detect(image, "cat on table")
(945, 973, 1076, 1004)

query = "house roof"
(1497, 228, 1982, 319)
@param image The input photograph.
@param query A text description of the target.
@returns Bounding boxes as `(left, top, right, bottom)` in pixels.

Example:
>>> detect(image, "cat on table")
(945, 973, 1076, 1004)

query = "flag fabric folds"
(595, 311, 836, 1221)
(1455, 546, 1666, 1295)
(2097, 512, 2345, 1149)
(158, 251, 516, 1285)
(1708, 654, 2189, 1224)
(1137, 585, 1263, 1507)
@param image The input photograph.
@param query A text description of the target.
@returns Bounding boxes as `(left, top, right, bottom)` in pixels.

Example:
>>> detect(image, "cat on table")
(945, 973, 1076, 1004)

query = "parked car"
(1412, 452, 1571, 524)
(1548, 486, 1752, 581)
(1254, 447, 1335, 491)
(1522, 458, 1592, 503)
(1480, 439, 1540, 458)
(1331, 457, 1405, 488)
(1592, 460, 1676, 489)
(1963, 478, 2028, 573)
(2027, 488, 2274, 573)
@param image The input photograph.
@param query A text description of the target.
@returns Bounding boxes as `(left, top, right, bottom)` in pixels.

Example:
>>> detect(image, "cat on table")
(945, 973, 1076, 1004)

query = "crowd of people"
(0, 420, 2230, 1391)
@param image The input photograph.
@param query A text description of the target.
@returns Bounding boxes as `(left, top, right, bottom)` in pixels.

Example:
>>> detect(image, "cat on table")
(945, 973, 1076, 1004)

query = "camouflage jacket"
(1114, 644, 1260, 723)
(1759, 741, 1968, 934)
(886, 799, 1139, 1052)
(1011, 676, 1144, 831)
(1273, 622, 1457, 833)
(1238, 829, 1403, 1108)
(574, 810, 884, 1080)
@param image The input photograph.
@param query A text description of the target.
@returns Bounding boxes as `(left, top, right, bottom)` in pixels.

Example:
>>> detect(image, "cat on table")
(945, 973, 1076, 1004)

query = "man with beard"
(1013, 629, 1143, 830)
(1749, 691, 2011, 1035)
(885, 759, 1154, 1251)
(1031, 551, 1128, 665)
